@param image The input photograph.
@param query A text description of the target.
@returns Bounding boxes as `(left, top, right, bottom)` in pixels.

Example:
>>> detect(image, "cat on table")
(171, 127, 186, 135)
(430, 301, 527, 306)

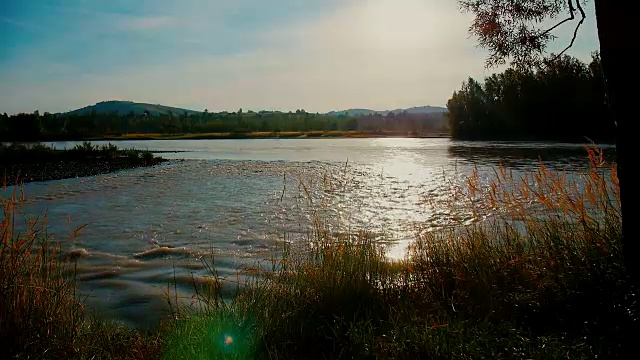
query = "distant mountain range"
(325, 106, 448, 117)
(66, 101, 202, 116)
(64, 101, 447, 117)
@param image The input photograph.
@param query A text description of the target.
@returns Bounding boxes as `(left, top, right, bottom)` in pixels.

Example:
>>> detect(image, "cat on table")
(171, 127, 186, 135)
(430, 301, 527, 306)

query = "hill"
(326, 105, 447, 117)
(63, 101, 447, 119)
(65, 101, 201, 116)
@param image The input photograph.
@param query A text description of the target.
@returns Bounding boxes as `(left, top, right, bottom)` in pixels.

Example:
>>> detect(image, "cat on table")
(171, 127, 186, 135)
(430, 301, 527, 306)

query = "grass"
(162, 146, 633, 359)
(2, 145, 633, 359)
(1, 185, 164, 359)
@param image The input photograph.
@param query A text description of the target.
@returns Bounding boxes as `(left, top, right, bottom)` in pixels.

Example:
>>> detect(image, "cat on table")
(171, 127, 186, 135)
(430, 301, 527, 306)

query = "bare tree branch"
(552, 0, 587, 61)
(539, 0, 576, 38)
(461, 0, 591, 69)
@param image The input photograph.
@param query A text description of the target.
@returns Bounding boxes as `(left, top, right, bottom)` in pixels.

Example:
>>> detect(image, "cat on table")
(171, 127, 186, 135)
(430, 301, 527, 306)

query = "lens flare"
(224, 335, 234, 346)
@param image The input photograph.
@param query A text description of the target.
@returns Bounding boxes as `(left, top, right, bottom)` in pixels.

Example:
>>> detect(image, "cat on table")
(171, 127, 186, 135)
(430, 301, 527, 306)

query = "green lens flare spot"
(224, 334, 234, 346)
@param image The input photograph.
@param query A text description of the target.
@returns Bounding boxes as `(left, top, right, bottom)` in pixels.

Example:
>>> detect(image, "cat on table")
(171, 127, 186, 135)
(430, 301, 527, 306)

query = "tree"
(447, 54, 611, 141)
(0, 113, 8, 138)
(459, 0, 635, 278)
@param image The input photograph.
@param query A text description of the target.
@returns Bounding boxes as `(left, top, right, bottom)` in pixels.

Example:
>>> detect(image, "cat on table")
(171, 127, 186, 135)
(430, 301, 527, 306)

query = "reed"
(3, 144, 630, 358)
(1, 185, 163, 359)
(163, 146, 630, 359)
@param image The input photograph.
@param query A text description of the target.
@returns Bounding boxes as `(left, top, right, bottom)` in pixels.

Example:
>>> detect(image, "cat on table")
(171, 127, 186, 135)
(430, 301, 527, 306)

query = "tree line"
(447, 53, 614, 142)
(0, 107, 448, 141)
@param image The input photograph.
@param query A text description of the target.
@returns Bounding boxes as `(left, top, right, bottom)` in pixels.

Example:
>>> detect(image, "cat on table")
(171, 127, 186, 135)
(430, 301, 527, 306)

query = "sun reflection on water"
(12, 138, 605, 328)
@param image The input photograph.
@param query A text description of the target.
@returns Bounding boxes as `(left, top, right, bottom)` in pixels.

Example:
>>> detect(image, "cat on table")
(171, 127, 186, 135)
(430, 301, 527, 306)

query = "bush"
(142, 151, 155, 164)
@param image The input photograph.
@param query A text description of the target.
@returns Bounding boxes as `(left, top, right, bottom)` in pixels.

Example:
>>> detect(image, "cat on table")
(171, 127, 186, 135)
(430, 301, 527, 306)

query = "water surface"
(9, 138, 614, 328)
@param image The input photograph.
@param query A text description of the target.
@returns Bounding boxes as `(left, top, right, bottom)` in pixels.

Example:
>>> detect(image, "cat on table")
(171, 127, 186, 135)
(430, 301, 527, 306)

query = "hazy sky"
(1, 0, 600, 114)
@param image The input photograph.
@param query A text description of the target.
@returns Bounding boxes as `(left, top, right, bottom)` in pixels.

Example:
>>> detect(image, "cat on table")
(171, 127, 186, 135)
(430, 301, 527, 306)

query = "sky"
(0, 0, 600, 114)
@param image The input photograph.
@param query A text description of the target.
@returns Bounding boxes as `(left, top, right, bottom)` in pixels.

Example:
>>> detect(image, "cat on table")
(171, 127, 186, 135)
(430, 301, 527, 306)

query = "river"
(5, 138, 615, 329)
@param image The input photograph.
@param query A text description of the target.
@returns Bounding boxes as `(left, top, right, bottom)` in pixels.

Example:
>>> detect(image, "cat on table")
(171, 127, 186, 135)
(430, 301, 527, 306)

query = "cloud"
(69, 0, 491, 113)
(117, 16, 175, 31)
(0, 0, 599, 114)
(173, 0, 491, 111)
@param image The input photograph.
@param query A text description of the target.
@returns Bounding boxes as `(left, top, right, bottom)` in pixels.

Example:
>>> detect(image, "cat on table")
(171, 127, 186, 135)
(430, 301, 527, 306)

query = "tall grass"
(163, 232, 398, 359)
(2, 145, 632, 358)
(163, 145, 632, 359)
(399, 146, 632, 358)
(1, 185, 163, 359)
(0, 185, 84, 356)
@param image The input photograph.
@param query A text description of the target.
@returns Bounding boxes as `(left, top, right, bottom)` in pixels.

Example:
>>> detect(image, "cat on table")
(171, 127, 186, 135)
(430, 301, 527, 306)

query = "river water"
(5, 138, 615, 329)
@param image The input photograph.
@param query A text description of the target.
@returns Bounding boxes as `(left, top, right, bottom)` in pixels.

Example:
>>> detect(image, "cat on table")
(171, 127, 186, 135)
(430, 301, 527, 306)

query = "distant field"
(96, 131, 450, 140)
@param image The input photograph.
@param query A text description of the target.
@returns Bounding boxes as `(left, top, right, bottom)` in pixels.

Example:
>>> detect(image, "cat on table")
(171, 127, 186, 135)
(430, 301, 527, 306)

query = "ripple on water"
(12, 139, 603, 329)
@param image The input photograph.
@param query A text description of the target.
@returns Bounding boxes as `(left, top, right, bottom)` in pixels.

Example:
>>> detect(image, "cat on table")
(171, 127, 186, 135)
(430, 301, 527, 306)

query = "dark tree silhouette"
(0, 110, 449, 140)
(459, 0, 635, 279)
(447, 53, 612, 142)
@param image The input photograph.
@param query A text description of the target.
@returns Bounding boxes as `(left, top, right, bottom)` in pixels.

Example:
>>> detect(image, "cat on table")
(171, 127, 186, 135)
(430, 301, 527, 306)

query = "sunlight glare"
(355, 0, 440, 50)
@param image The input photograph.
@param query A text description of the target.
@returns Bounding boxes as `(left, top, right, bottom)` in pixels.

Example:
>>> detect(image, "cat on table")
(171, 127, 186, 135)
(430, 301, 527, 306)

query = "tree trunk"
(594, 0, 636, 281)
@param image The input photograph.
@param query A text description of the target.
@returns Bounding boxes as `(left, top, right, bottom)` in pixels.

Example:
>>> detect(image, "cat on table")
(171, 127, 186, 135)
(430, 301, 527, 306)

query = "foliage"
(0, 108, 448, 141)
(460, 0, 587, 68)
(0, 142, 159, 164)
(447, 53, 612, 141)
(1, 142, 163, 185)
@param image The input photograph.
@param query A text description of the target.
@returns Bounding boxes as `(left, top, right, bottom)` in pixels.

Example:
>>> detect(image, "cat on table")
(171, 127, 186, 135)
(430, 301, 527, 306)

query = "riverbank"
(88, 130, 451, 140)
(2, 146, 633, 359)
(1, 142, 166, 186)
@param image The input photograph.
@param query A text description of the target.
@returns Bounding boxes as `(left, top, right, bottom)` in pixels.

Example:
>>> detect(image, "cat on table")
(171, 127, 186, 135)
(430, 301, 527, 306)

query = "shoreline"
(8, 132, 615, 144)
(85, 131, 451, 141)
(2, 144, 627, 359)
(2, 159, 169, 186)
(1, 144, 166, 186)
